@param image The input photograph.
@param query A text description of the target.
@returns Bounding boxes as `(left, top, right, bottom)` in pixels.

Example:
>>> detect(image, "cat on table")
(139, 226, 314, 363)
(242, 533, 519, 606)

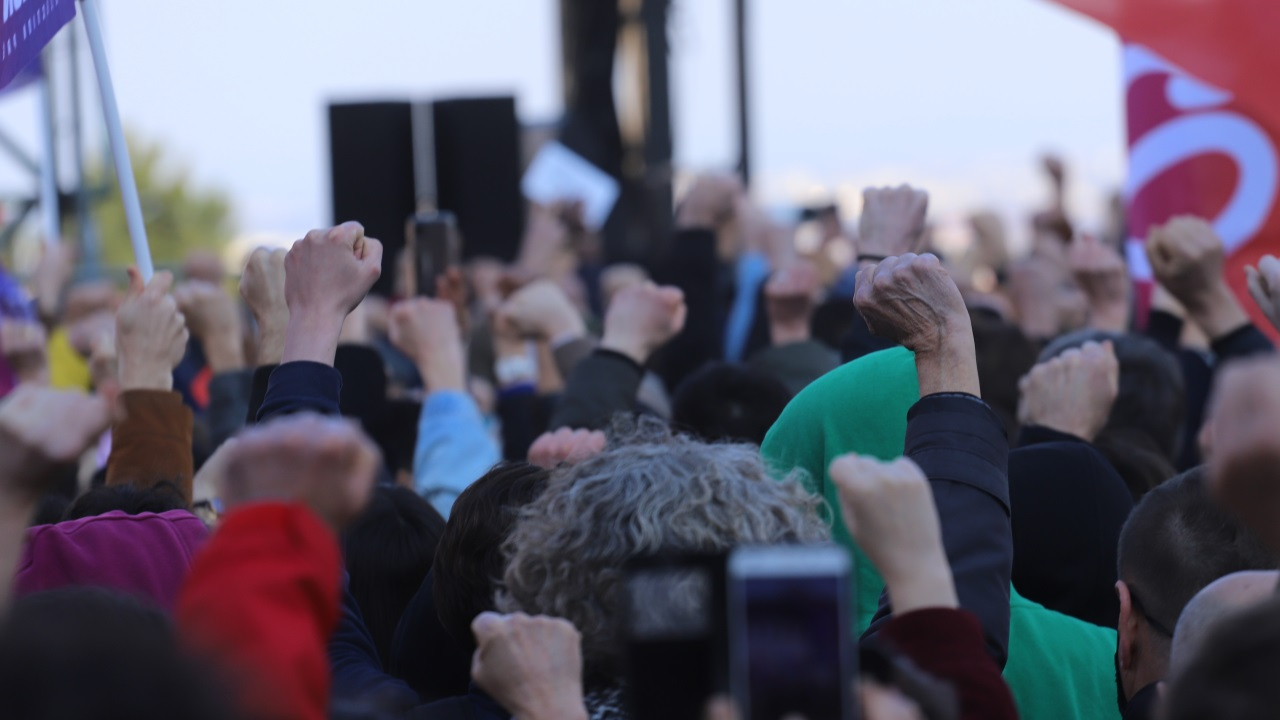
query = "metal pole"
(734, 0, 751, 187)
(68, 20, 98, 272)
(80, 0, 152, 280)
(38, 69, 61, 246)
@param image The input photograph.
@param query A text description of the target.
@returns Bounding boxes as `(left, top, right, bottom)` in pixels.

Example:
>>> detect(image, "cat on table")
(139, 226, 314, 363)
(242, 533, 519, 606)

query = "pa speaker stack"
(328, 97, 524, 296)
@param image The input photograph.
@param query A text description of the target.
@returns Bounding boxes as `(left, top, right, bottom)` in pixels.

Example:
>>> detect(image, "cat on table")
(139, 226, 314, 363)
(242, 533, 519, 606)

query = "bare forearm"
(282, 313, 343, 367)
(914, 331, 981, 398)
(1187, 284, 1252, 341)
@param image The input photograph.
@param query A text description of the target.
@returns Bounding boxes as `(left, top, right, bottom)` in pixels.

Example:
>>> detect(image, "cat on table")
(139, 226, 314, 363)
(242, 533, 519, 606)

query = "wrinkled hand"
(389, 298, 465, 392)
(239, 247, 288, 364)
(1068, 233, 1130, 332)
(175, 280, 245, 372)
(1205, 357, 1280, 554)
(0, 385, 115, 504)
(500, 280, 585, 341)
(116, 269, 189, 391)
(829, 454, 957, 614)
(1146, 216, 1246, 338)
(854, 253, 969, 356)
(221, 413, 379, 530)
(528, 428, 607, 469)
(1018, 340, 1119, 441)
(764, 260, 820, 345)
(0, 320, 48, 385)
(1246, 255, 1280, 333)
(857, 185, 928, 259)
(600, 282, 687, 366)
(471, 612, 587, 720)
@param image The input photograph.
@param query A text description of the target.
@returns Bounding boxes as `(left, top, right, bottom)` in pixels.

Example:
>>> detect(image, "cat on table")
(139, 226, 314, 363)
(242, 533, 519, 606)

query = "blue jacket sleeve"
(330, 577, 420, 713)
(255, 361, 343, 422)
(863, 393, 1012, 669)
(414, 390, 501, 517)
(724, 251, 771, 362)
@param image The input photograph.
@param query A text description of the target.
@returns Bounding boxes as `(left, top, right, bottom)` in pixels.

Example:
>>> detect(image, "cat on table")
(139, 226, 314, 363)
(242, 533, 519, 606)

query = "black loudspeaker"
(329, 98, 524, 296)
(329, 102, 416, 296)
(429, 98, 524, 263)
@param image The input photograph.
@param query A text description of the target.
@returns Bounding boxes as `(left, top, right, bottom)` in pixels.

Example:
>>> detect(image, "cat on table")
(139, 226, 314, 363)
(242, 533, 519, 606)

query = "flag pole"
(38, 72, 61, 247)
(79, 0, 152, 280)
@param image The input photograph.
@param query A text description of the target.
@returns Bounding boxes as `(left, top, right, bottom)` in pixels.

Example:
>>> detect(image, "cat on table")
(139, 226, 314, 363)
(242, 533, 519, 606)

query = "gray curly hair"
(497, 417, 829, 684)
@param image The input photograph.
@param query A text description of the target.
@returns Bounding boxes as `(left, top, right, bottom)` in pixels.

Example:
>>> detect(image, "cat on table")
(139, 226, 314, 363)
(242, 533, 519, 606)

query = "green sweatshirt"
(761, 346, 1120, 720)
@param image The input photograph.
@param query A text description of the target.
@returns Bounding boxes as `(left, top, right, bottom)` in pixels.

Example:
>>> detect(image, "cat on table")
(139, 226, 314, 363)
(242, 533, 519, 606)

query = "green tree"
(89, 132, 235, 269)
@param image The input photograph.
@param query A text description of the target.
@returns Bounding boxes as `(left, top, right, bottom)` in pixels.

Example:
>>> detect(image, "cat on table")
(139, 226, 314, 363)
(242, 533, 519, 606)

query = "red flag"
(1047, 0, 1280, 333)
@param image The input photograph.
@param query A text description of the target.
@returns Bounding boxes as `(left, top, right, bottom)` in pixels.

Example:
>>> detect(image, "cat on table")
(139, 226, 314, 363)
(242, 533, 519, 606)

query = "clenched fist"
(285, 222, 383, 323)
(600, 282, 687, 366)
(0, 384, 115, 503)
(1146, 216, 1247, 338)
(239, 247, 288, 364)
(1068, 234, 1130, 332)
(1246, 254, 1280, 334)
(1018, 340, 1119, 441)
(221, 413, 380, 530)
(857, 185, 929, 260)
(116, 269, 189, 392)
(175, 280, 244, 372)
(470, 612, 587, 720)
(829, 454, 957, 615)
(388, 297, 465, 393)
(854, 253, 968, 356)
(499, 280, 585, 341)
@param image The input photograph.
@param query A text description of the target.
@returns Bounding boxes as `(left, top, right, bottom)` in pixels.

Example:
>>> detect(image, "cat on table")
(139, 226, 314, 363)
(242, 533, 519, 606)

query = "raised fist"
(285, 222, 383, 322)
(856, 185, 929, 260)
(600, 282, 687, 366)
(1018, 340, 1119, 441)
(0, 320, 49, 385)
(675, 174, 742, 231)
(829, 453, 956, 614)
(240, 247, 288, 365)
(499, 280, 585, 341)
(470, 612, 586, 720)
(221, 413, 380, 530)
(175, 280, 244, 372)
(528, 428, 607, 469)
(1145, 216, 1227, 314)
(1246, 254, 1280, 333)
(388, 297, 465, 393)
(853, 253, 968, 356)
(1068, 233, 1130, 332)
(0, 385, 115, 502)
(116, 269, 189, 392)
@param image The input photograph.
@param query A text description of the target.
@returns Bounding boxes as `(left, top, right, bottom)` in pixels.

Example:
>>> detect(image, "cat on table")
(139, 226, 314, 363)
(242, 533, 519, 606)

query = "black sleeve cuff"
(906, 394, 1010, 510)
(1016, 424, 1088, 448)
(593, 348, 645, 375)
(1146, 310, 1184, 352)
(1211, 322, 1274, 360)
(256, 361, 343, 422)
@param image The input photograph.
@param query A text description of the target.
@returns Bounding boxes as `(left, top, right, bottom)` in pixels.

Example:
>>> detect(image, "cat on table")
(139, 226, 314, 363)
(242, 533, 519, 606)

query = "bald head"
(1171, 570, 1279, 674)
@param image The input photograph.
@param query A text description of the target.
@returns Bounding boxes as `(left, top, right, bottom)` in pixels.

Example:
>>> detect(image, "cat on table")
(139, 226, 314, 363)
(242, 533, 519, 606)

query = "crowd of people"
(1, 156, 1280, 720)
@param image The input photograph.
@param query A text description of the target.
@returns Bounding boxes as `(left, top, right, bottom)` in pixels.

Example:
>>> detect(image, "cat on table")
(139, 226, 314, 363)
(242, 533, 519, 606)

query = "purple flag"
(0, 0, 75, 90)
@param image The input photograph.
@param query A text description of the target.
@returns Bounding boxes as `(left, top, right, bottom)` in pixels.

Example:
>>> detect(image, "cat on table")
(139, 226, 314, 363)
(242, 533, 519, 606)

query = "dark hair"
(0, 587, 233, 720)
(811, 298, 856, 353)
(1165, 595, 1280, 720)
(970, 308, 1038, 438)
(1042, 330, 1185, 499)
(671, 362, 791, 445)
(1117, 467, 1274, 642)
(343, 485, 446, 669)
(432, 462, 549, 650)
(64, 481, 189, 522)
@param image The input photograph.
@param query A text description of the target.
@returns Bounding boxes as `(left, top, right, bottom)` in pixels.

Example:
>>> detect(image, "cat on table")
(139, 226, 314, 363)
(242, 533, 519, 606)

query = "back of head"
(344, 485, 446, 668)
(64, 481, 188, 521)
(1117, 467, 1274, 649)
(499, 417, 828, 686)
(1041, 330, 1185, 461)
(1166, 595, 1280, 720)
(432, 461, 549, 651)
(970, 308, 1038, 437)
(1171, 570, 1280, 676)
(671, 362, 792, 445)
(0, 588, 232, 720)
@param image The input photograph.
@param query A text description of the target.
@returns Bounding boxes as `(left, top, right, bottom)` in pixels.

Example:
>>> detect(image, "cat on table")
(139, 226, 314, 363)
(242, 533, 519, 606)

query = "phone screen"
(407, 211, 461, 297)
(731, 547, 854, 720)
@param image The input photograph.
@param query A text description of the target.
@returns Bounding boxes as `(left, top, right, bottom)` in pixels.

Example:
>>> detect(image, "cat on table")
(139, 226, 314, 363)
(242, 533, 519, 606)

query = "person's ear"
(1116, 580, 1138, 670)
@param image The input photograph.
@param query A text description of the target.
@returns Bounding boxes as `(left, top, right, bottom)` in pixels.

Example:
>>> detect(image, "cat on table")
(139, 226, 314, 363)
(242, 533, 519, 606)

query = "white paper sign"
(521, 141, 621, 230)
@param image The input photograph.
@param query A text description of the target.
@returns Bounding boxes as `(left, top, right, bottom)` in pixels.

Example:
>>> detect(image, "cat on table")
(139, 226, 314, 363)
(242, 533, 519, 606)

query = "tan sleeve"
(105, 390, 194, 505)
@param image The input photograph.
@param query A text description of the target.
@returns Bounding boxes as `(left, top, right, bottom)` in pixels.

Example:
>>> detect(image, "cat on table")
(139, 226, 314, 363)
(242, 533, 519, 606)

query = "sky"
(0, 0, 1125, 257)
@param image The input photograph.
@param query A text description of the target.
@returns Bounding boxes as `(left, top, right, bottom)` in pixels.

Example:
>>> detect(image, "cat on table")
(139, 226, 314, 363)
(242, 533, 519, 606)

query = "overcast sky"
(0, 0, 1124, 253)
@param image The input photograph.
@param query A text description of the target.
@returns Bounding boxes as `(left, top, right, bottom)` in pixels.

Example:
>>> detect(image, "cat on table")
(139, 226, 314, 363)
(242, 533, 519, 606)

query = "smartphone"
(406, 210, 462, 297)
(622, 553, 729, 720)
(729, 545, 856, 720)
